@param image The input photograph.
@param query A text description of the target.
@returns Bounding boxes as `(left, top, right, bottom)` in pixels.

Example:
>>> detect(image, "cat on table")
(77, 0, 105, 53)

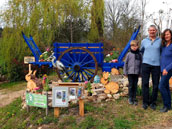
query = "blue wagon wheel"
(57, 47, 98, 82)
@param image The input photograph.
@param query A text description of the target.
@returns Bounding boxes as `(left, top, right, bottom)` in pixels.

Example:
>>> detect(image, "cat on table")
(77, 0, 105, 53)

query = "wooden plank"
(24, 56, 35, 64)
(91, 85, 104, 89)
(58, 46, 103, 49)
(54, 107, 60, 117)
(79, 99, 84, 117)
(48, 97, 52, 100)
(51, 82, 85, 87)
(91, 88, 105, 92)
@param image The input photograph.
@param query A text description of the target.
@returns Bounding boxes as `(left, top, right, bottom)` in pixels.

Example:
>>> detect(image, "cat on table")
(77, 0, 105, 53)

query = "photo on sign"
(77, 87, 82, 98)
(52, 87, 69, 107)
(62, 91, 66, 102)
(56, 91, 62, 99)
(69, 87, 77, 100)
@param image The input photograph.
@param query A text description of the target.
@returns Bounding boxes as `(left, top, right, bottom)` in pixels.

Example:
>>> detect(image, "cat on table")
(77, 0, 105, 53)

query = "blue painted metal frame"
(22, 32, 52, 67)
(53, 42, 104, 65)
(22, 32, 42, 62)
(22, 25, 140, 72)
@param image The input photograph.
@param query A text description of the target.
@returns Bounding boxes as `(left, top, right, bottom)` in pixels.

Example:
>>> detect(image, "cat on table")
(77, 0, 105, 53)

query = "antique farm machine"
(22, 26, 140, 82)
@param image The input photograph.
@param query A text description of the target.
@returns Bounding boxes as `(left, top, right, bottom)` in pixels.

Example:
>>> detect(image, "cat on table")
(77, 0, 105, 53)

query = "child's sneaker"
(128, 98, 133, 105)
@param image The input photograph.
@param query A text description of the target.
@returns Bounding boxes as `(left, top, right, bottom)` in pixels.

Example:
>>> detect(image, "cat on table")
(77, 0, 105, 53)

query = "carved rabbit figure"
(25, 70, 38, 92)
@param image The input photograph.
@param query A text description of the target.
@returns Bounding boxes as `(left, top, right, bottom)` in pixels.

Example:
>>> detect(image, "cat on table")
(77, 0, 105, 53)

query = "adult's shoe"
(142, 104, 148, 110)
(160, 107, 170, 113)
(150, 103, 156, 110)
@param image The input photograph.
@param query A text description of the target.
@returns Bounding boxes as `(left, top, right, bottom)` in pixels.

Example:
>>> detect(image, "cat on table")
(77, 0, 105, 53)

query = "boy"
(123, 40, 142, 105)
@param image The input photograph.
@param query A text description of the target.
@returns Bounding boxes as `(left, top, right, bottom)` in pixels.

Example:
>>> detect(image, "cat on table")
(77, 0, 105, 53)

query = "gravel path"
(0, 89, 25, 107)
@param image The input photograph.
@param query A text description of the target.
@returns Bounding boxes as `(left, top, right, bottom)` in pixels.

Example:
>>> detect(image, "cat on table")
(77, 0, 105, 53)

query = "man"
(140, 25, 161, 110)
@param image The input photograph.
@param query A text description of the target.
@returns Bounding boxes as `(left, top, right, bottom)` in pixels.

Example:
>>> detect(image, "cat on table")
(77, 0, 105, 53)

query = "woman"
(159, 29, 172, 112)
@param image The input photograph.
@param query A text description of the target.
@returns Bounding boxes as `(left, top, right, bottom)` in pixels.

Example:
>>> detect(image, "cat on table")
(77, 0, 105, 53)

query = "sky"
(0, 0, 7, 9)
(145, 0, 172, 31)
(0, 0, 172, 30)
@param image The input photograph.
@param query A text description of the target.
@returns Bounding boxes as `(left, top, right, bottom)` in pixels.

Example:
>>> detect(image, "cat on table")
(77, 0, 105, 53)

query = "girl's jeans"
(159, 69, 172, 109)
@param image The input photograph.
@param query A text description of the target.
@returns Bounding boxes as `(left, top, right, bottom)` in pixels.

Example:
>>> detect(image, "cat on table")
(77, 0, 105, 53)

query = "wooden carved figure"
(25, 70, 38, 92)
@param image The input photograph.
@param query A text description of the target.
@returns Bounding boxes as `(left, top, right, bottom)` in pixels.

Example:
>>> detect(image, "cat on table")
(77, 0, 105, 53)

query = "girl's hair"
(130, 40, 139, 46)
(161, 29, 172, 46)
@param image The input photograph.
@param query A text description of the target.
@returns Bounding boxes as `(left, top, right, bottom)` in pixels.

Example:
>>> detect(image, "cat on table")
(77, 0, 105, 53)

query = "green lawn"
(0, 94, 172, 129)
(0, 77, 172, 129)
(0, 81, 26, 91)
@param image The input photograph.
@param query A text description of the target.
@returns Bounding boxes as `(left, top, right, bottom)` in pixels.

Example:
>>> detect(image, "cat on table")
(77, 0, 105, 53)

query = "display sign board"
(26, 93, 47, 108)
(24, 56, 35, 64)
(52, 87, 69, 107)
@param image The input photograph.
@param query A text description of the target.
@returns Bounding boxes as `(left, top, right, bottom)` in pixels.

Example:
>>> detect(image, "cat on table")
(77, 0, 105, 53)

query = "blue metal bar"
(82, 67, 95, 69)
(81, 71, 87, 81)
(117, 25, 141, 62)
(72, 72, 77, 82)
(22, 32, 42, 62)
(66, 69, 73, 73)
(83, 70, 93, 77)
(80, 53, 89, 64)
(66, 53, 75, 63)
(85, 69, 94, 74)
(78, 72, 81, 82)
(66, 71, 74, 80)
(81, 60, 94, 67)
(65, 66, 71, 68)
(61, 58, 73, 65)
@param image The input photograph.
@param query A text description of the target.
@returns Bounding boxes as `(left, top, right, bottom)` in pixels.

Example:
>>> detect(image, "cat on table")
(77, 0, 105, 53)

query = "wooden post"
(29, 64, 31, 72)
(26, 91, 30, 113)
(46, 91, 48, 116)
(26, 105, 30, 113)
(79, 99, 84, 117)
(54, 107, 60, 117)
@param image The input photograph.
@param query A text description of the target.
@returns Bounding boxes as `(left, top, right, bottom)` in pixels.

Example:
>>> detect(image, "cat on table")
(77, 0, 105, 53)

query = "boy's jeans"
(159, 69, 172, 109)
(128, 74, 139, 100)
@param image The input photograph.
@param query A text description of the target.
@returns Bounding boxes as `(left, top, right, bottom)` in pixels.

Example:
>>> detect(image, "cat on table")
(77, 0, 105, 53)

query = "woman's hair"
(161, 29, 172, 46)
(130, 40, 139, 46)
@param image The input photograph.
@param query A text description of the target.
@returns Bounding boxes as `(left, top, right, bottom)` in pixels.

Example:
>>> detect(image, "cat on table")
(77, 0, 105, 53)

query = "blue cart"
(22, 26, 140, 82)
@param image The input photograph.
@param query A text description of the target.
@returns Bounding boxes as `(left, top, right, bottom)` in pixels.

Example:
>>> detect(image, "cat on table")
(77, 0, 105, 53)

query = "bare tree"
(105, 0, 140, 48)
(105, 0, 122, 41)
(140, 0, 147, 40)
(148, 10, 164, 36)
(153, 9, 164, 36)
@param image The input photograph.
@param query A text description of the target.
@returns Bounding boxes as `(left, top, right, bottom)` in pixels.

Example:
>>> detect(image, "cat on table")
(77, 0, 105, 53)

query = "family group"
(124, 25, 172, 113)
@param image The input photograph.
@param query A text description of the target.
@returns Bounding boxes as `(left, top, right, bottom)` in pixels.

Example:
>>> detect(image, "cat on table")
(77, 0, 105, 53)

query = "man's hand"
(162, 69, 168, 75)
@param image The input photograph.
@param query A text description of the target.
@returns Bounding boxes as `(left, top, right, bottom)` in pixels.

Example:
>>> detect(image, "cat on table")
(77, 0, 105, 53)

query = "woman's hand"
(162, 69, 168, 75)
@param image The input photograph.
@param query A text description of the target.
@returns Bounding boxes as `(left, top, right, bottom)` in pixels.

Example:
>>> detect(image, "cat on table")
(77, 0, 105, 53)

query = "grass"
(0, 81, 26, 91)
(0, 77, 172, 129)
(0, 94, 172, 129)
